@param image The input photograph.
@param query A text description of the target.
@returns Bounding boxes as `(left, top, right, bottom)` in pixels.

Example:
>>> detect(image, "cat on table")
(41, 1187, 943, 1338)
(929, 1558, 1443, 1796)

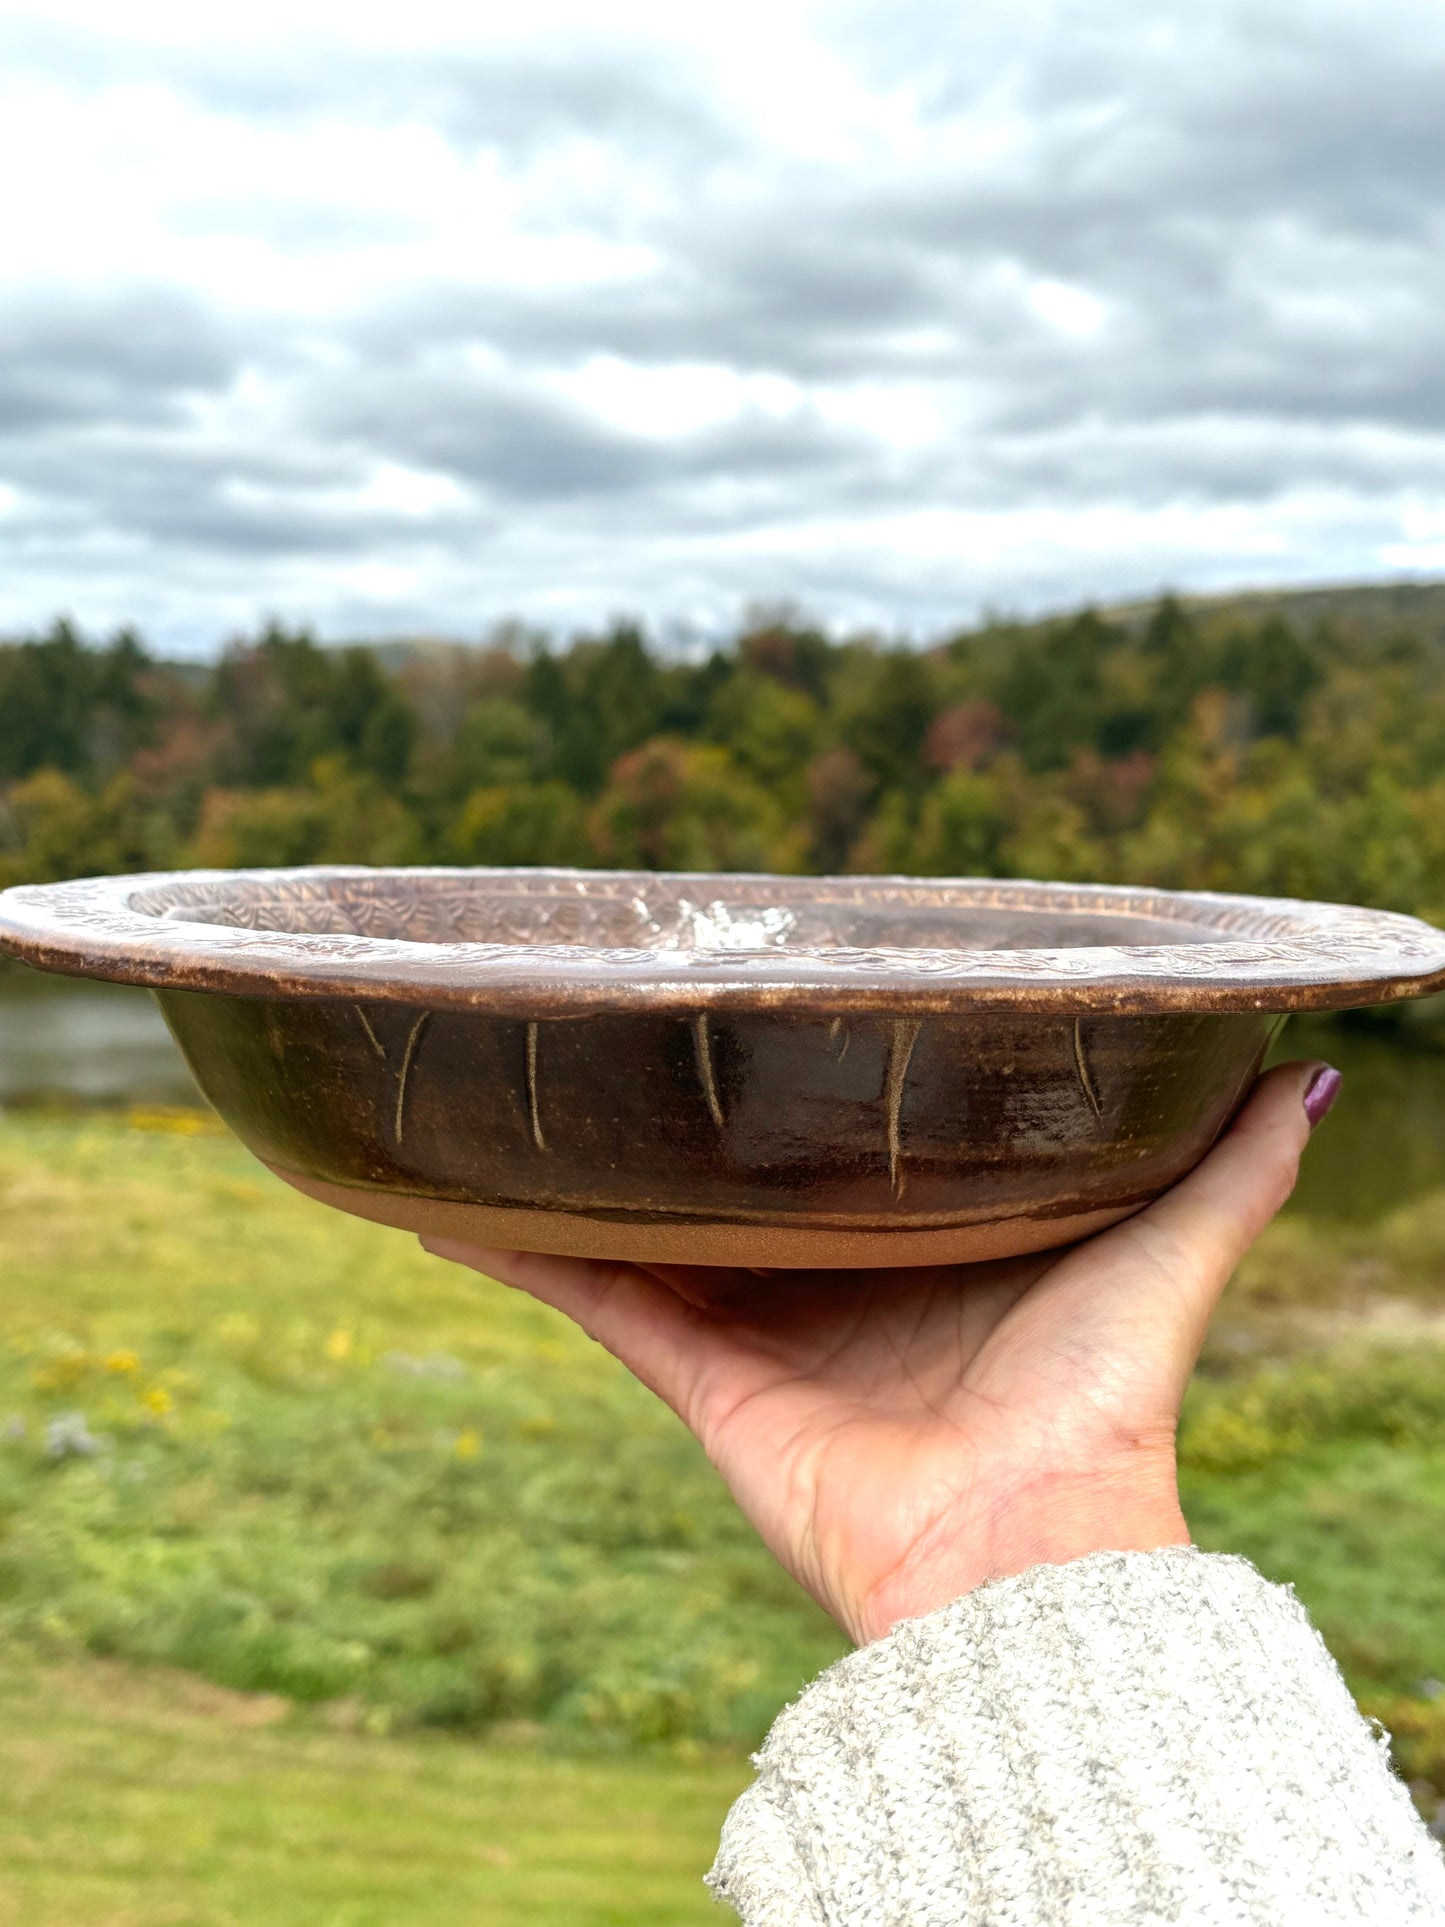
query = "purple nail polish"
(1304, 1064, 1342, 1128)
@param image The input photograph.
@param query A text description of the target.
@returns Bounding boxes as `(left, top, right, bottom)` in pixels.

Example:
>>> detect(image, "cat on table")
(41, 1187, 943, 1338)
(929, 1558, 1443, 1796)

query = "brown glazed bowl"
(3, 867, 1445, 1268)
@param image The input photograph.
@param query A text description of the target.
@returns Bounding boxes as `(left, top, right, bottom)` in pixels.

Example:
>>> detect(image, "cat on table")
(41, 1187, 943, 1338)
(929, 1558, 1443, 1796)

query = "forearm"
(708, 1548, 1445, 1926)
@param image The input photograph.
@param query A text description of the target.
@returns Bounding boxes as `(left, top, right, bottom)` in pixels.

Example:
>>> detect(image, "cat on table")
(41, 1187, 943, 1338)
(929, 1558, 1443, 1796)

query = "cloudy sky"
(2, 0, 1443, 653)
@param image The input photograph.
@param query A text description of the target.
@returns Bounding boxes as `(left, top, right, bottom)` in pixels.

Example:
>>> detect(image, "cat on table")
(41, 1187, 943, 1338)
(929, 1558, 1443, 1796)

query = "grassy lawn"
(0, 1109, 844, 1743)
(0, 1655, 747, 1926)
(1, 1103, 1443, 1916)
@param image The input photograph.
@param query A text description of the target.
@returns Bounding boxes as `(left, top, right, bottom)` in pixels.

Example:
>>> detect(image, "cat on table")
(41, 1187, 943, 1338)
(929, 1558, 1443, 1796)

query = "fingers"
(418, 1240, 707, 1415)
(1100, 1058, 1332, 1343)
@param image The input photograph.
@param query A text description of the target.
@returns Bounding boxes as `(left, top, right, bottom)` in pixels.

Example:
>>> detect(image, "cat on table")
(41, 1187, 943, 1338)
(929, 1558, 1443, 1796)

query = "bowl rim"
(3, 865, 1445, 1018)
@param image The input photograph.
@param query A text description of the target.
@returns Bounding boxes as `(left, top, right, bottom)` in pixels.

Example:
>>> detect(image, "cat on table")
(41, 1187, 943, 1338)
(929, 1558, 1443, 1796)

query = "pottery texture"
(3, 868, 1444, 1266)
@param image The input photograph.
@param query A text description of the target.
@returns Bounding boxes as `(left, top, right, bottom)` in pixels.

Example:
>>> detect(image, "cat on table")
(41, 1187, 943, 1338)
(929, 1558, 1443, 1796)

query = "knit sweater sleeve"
(706, 1547, 1445, 1926)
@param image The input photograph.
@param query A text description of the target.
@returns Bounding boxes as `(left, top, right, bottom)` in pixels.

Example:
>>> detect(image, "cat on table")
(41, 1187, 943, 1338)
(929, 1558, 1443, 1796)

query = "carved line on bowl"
(885, 1018, 922, 1200)
(691, 1012, 726, 1133)
(1073, 1017, 1104, 1121)
(354, 1005, 387, 1063)
(525, 1021, 546, 1153)
(350, 1004, 431, 1148)
(356, 1007, 995, 1209)
(394, 1015, 430, 1148)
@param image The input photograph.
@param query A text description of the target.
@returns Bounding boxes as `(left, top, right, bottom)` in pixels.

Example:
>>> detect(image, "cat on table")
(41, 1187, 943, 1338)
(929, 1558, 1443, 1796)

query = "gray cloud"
(0, 19, 737, 167)
(306, 352, 876, 503)
(1, 1, 1443, 650)
(0, 286, 240, 434)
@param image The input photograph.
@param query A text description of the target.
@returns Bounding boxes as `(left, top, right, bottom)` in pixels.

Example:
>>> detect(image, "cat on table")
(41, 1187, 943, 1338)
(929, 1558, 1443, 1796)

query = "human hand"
(421, 1060, 1339, 1646)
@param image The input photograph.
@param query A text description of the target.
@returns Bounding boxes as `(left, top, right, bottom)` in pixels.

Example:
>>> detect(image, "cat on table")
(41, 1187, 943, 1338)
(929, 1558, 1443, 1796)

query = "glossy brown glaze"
(157, 985, 1276, 1263)
(3, 867, 1444, 1266)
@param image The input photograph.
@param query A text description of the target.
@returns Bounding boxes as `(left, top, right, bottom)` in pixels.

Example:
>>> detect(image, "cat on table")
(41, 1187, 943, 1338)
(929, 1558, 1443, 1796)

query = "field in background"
(1, 1105, 1444, 1915)
(0, 1111, 846, 1746)
(0, 1656, 744, 1926)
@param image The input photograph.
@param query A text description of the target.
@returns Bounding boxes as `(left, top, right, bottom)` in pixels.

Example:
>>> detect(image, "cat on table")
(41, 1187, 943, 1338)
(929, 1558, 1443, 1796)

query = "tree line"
(2, 599, 1443, 930)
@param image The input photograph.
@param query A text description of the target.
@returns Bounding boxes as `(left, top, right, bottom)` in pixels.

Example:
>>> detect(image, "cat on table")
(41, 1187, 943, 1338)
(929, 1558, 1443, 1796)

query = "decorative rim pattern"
(2, 866, 1444, 1017)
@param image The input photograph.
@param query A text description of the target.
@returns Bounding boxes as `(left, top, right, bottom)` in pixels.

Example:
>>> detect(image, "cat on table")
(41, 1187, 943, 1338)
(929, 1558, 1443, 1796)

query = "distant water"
(1, 964, 1442, 1227)
(0, 965, 195, 1107)
(1266, 1016, 1445, 1224)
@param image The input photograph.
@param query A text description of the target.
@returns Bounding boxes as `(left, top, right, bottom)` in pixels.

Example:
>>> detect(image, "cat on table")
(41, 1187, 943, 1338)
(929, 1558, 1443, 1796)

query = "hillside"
(5, 586, 1445, 939)
(1105, 577, 1445, 646)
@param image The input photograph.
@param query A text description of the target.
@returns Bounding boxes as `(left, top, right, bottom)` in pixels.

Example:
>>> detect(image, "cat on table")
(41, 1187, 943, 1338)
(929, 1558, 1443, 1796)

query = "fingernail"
(1304, 1064, 1342, 1128)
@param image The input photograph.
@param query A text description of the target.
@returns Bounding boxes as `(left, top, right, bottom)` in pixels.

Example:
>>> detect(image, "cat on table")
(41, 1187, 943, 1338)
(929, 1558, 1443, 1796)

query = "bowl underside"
(269, 1168, 1136, 1267)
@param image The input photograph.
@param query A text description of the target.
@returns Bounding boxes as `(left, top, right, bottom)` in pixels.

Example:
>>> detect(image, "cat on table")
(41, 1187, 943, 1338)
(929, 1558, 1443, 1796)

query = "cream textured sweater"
(707, 1548, 1445, 1925)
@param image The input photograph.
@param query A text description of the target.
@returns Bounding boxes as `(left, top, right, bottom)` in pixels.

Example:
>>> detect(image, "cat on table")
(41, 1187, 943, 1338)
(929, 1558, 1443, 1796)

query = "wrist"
(848, 1455, 1188, 1646)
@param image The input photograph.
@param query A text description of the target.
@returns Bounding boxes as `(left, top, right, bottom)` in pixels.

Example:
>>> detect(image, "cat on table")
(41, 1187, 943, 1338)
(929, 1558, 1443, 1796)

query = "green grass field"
(2, 1106, 1443, 1917)
(0, 1655, 747, 1926)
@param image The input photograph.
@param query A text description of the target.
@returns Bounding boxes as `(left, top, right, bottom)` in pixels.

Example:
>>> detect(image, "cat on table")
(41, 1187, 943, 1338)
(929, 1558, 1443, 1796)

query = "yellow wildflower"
(454, 1429, 482, 1461)
(104, 1350, 142, 1377)
(125, 1106, 220, 1135)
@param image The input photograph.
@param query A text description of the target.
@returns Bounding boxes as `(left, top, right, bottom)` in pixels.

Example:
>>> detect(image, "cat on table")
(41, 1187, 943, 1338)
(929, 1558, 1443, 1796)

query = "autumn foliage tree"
(3, 596, 1444, 936)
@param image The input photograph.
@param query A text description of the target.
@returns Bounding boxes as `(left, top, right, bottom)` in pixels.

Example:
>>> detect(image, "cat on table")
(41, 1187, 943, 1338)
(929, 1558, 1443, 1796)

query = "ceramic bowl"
(3, 867, 1444, 1267)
